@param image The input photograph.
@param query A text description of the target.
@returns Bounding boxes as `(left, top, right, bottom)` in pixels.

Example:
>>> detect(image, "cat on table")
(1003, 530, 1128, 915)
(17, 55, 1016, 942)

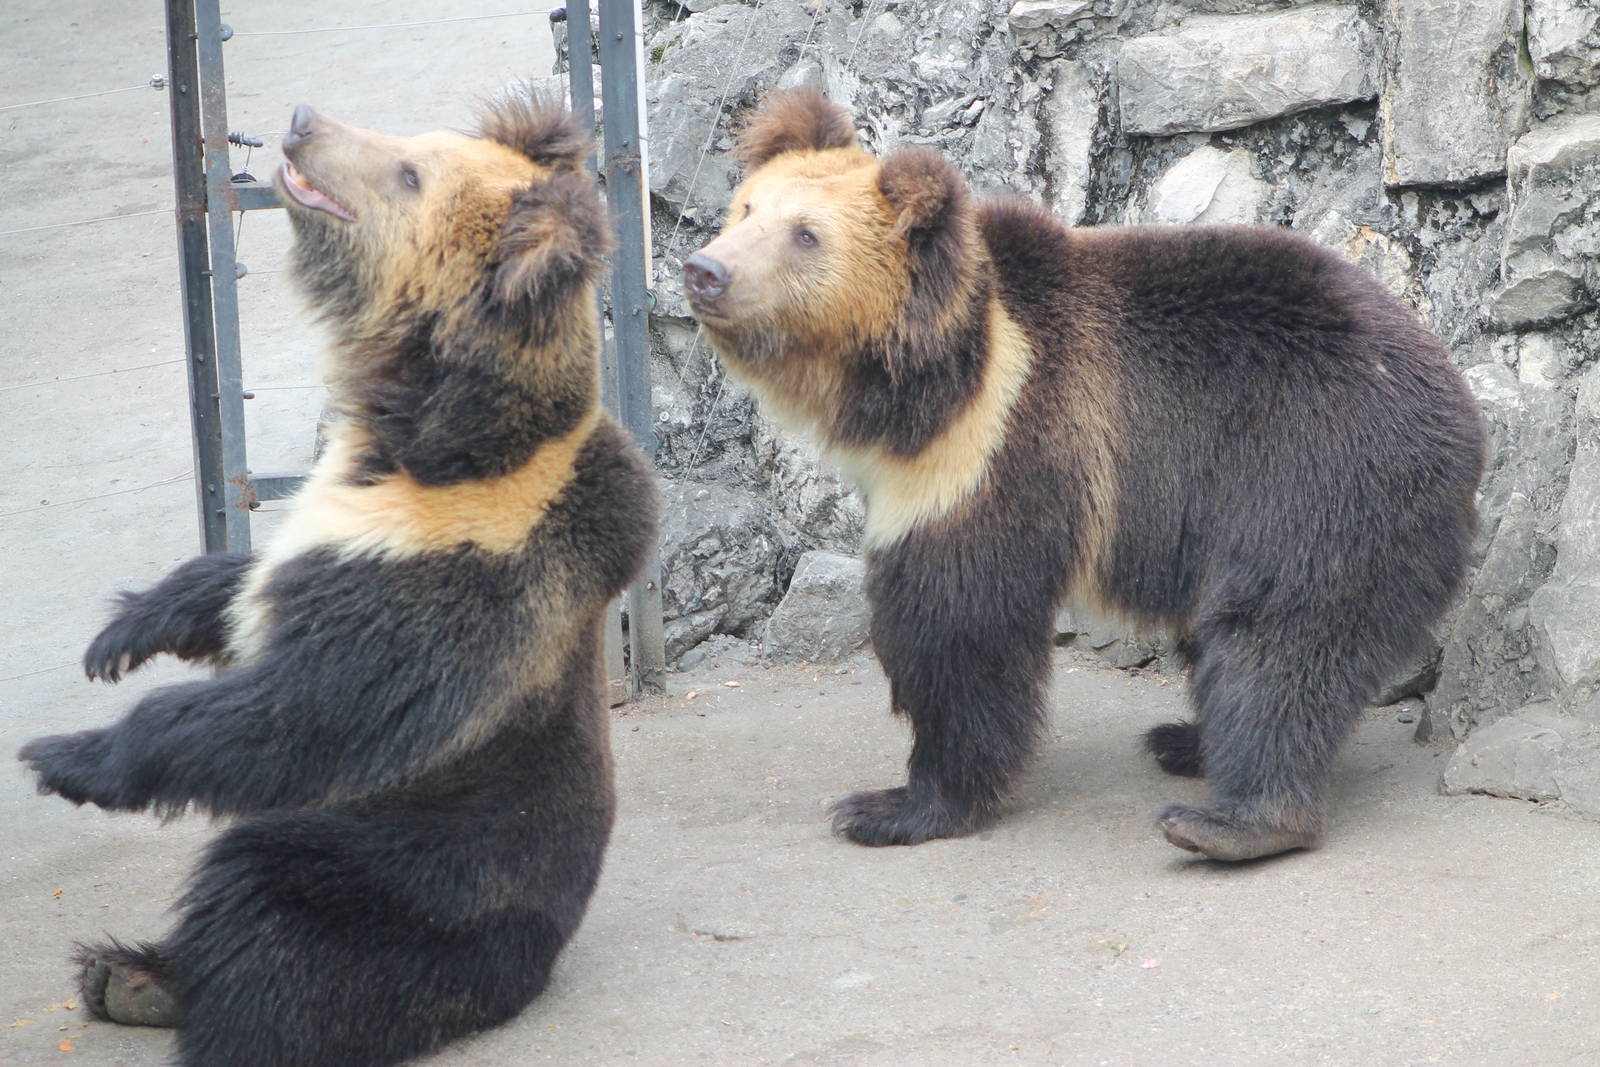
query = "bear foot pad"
(1157, 803, 1318, 862)
(76, 944, 184, 1028)
(829, 787, 973, 847)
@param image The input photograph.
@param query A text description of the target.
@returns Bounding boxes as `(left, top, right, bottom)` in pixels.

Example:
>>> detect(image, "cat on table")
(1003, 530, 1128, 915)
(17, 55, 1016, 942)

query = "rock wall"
(618, 0, 1598, 807)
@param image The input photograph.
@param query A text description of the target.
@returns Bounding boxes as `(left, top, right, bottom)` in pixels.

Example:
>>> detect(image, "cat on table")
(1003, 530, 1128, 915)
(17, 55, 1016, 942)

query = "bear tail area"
(166, 809, 576, 1067)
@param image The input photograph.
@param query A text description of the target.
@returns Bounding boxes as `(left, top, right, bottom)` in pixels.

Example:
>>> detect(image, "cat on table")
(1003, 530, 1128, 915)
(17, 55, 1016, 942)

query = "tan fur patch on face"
(834, 298, 1033, 548)
(226, 410, 597, 662)
(697, 150, 907, 428)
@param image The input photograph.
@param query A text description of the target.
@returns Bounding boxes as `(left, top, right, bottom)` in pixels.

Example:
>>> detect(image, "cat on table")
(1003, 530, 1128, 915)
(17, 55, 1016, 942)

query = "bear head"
(278, 91, 606, 344)
(275, 91, 610, 484)
(682, 90, 983, 437)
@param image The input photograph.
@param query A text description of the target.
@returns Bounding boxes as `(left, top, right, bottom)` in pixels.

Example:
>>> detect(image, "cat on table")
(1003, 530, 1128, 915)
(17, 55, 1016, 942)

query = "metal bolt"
(219, 24, 233, 41)
(234, 262, 248, 279)
(149, 74, 167, 91)
(241, 391, 256, 400)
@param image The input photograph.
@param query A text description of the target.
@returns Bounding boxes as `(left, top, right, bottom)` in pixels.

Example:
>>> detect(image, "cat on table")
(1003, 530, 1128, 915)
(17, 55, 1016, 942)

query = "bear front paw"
(18, 730, 127, 809)
(829, 786, 976, 847)
(1156, 803, 1319, 862)
(83, 618, 152, 684)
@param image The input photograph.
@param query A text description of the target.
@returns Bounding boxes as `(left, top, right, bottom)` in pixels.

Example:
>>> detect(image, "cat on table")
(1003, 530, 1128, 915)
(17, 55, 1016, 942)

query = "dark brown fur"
(687, 91, 1484, 863)
(19, 91, 656, 1066)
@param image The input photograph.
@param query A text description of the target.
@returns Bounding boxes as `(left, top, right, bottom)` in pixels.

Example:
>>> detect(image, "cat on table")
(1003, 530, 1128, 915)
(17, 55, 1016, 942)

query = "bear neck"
(327, 295, 601, 487)
(826, 269, 995, 458)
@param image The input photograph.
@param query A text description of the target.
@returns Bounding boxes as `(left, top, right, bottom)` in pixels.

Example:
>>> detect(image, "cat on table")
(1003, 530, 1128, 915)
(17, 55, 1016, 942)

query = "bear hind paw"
(1156, 803, 1319, 862)
(1143, 721, 1204, 777)
(74, 940, 184, 1028)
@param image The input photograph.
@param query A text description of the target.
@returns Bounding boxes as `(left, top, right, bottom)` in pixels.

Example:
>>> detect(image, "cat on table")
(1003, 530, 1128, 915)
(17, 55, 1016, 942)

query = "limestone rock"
(659, 479, 794, 662)
(1489, 113, 1600, 328)
(763, 551, 871, 663)
(1441, 705, 1600, 817)
(1042, 61, 1102, 225)
(646, 0, 837, 219)
(1528, 363, 1600, 699)
(1008, 0, 1092, 32)
(1379, 0, 1531, 188)
(1424, 364, 1568, 740)
(1055, 606, 1174, 672)
(1117, 5, 1377, 136)
(1527, 0, 1600, 89)
(1141, 146, 1267, 224)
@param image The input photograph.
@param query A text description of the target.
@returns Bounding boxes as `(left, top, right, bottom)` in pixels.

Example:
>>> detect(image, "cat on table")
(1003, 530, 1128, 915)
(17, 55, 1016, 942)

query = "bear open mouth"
(280, 162, 357, 222)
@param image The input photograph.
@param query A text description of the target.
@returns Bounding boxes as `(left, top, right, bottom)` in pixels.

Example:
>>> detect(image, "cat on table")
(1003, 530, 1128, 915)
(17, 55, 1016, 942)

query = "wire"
(0, 208, 167, 239)
(0, 359, 184, 394)
(679, 329, 730, 476)
(0, 83, 151, 113)
(844, 0, 883, 72)
(231, 10, 557, 36)
(0, 472, 192, 521)
(660, 0, 772, 262)
(0, 662, 79, 685)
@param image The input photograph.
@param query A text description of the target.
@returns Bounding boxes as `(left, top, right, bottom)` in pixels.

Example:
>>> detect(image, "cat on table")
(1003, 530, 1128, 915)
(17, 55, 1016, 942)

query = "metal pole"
(165, 0, 229, 553)
(193, 0, 253, 552)
(597, 0, 664, 689)
(561, 0, 628, 703)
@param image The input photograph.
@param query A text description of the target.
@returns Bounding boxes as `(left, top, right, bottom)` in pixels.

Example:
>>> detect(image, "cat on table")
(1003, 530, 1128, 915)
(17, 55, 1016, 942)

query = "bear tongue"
(280, 162, 357, 222)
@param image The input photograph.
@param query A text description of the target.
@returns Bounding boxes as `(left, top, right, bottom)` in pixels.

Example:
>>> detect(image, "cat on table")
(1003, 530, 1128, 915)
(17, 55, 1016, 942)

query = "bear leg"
(167, 808, 575, 1067)
(75, 939, 184, 1027)
(832, 612, 1051, 847)
(1156, 624, 1367, 861)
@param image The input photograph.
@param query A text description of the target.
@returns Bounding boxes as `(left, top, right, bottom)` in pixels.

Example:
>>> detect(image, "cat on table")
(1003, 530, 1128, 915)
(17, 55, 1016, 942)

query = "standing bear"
(683, 90, 1484, 863)
(18, 93, 656, 1066)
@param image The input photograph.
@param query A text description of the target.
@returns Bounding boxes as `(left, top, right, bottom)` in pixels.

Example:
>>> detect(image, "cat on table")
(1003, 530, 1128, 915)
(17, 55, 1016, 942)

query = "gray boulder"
(1489, 113, 1600, 328)
(763, 551, 871, 664)
(1441, 704, 1600, 817)
(1528, 363, 1600, 700)
(1117, 5, 1377, 137)
(1527, 0, 1600, 89)
(659, 479, 795, 662)
(1379, 0, 1531, 188)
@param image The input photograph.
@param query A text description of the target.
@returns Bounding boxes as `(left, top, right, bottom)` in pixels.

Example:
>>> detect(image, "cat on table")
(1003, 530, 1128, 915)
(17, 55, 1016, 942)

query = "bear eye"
(400, 165, 421, 191)
(794, 227, 819, 248)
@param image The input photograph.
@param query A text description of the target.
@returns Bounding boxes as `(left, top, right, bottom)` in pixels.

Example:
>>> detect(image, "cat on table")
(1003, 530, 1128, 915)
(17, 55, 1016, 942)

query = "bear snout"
(683, 251, 730, 307)
(283, 104, 317, 151)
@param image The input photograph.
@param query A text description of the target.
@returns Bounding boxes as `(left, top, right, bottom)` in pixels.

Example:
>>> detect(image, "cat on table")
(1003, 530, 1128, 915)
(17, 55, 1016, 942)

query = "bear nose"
(283, 104, 316, 151)
(683, 252, 730, 303)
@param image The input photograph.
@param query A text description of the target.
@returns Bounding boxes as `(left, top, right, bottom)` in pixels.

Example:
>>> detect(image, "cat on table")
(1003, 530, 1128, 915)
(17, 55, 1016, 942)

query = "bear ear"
(477, 89, 592, 171)
(493, 169, 612, 319)
(735, 89, 859, 169)
(877, 146, 967, 238)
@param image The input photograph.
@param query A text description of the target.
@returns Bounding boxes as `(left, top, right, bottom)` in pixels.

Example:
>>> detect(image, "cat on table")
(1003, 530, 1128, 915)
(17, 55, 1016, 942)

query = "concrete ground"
(3, 2, 1598, 1066)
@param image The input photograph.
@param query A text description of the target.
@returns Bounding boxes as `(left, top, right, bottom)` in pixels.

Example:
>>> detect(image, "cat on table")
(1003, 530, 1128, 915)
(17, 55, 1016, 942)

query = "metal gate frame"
(163, 0, 664, 689)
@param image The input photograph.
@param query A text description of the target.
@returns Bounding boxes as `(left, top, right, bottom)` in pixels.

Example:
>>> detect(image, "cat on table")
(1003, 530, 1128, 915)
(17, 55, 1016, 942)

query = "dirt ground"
(3, 2, 1599, 1066)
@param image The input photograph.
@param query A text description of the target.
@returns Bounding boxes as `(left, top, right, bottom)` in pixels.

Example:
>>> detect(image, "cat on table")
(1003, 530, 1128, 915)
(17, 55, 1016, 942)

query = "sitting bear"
(682, 90, 1484, 863)
(19, 92, 656, 1066)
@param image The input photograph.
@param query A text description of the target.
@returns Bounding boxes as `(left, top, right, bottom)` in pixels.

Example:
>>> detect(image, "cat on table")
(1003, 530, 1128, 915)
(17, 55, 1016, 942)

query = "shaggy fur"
(685, 91, 1484, 862)
(18, 91, 656, 1066)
